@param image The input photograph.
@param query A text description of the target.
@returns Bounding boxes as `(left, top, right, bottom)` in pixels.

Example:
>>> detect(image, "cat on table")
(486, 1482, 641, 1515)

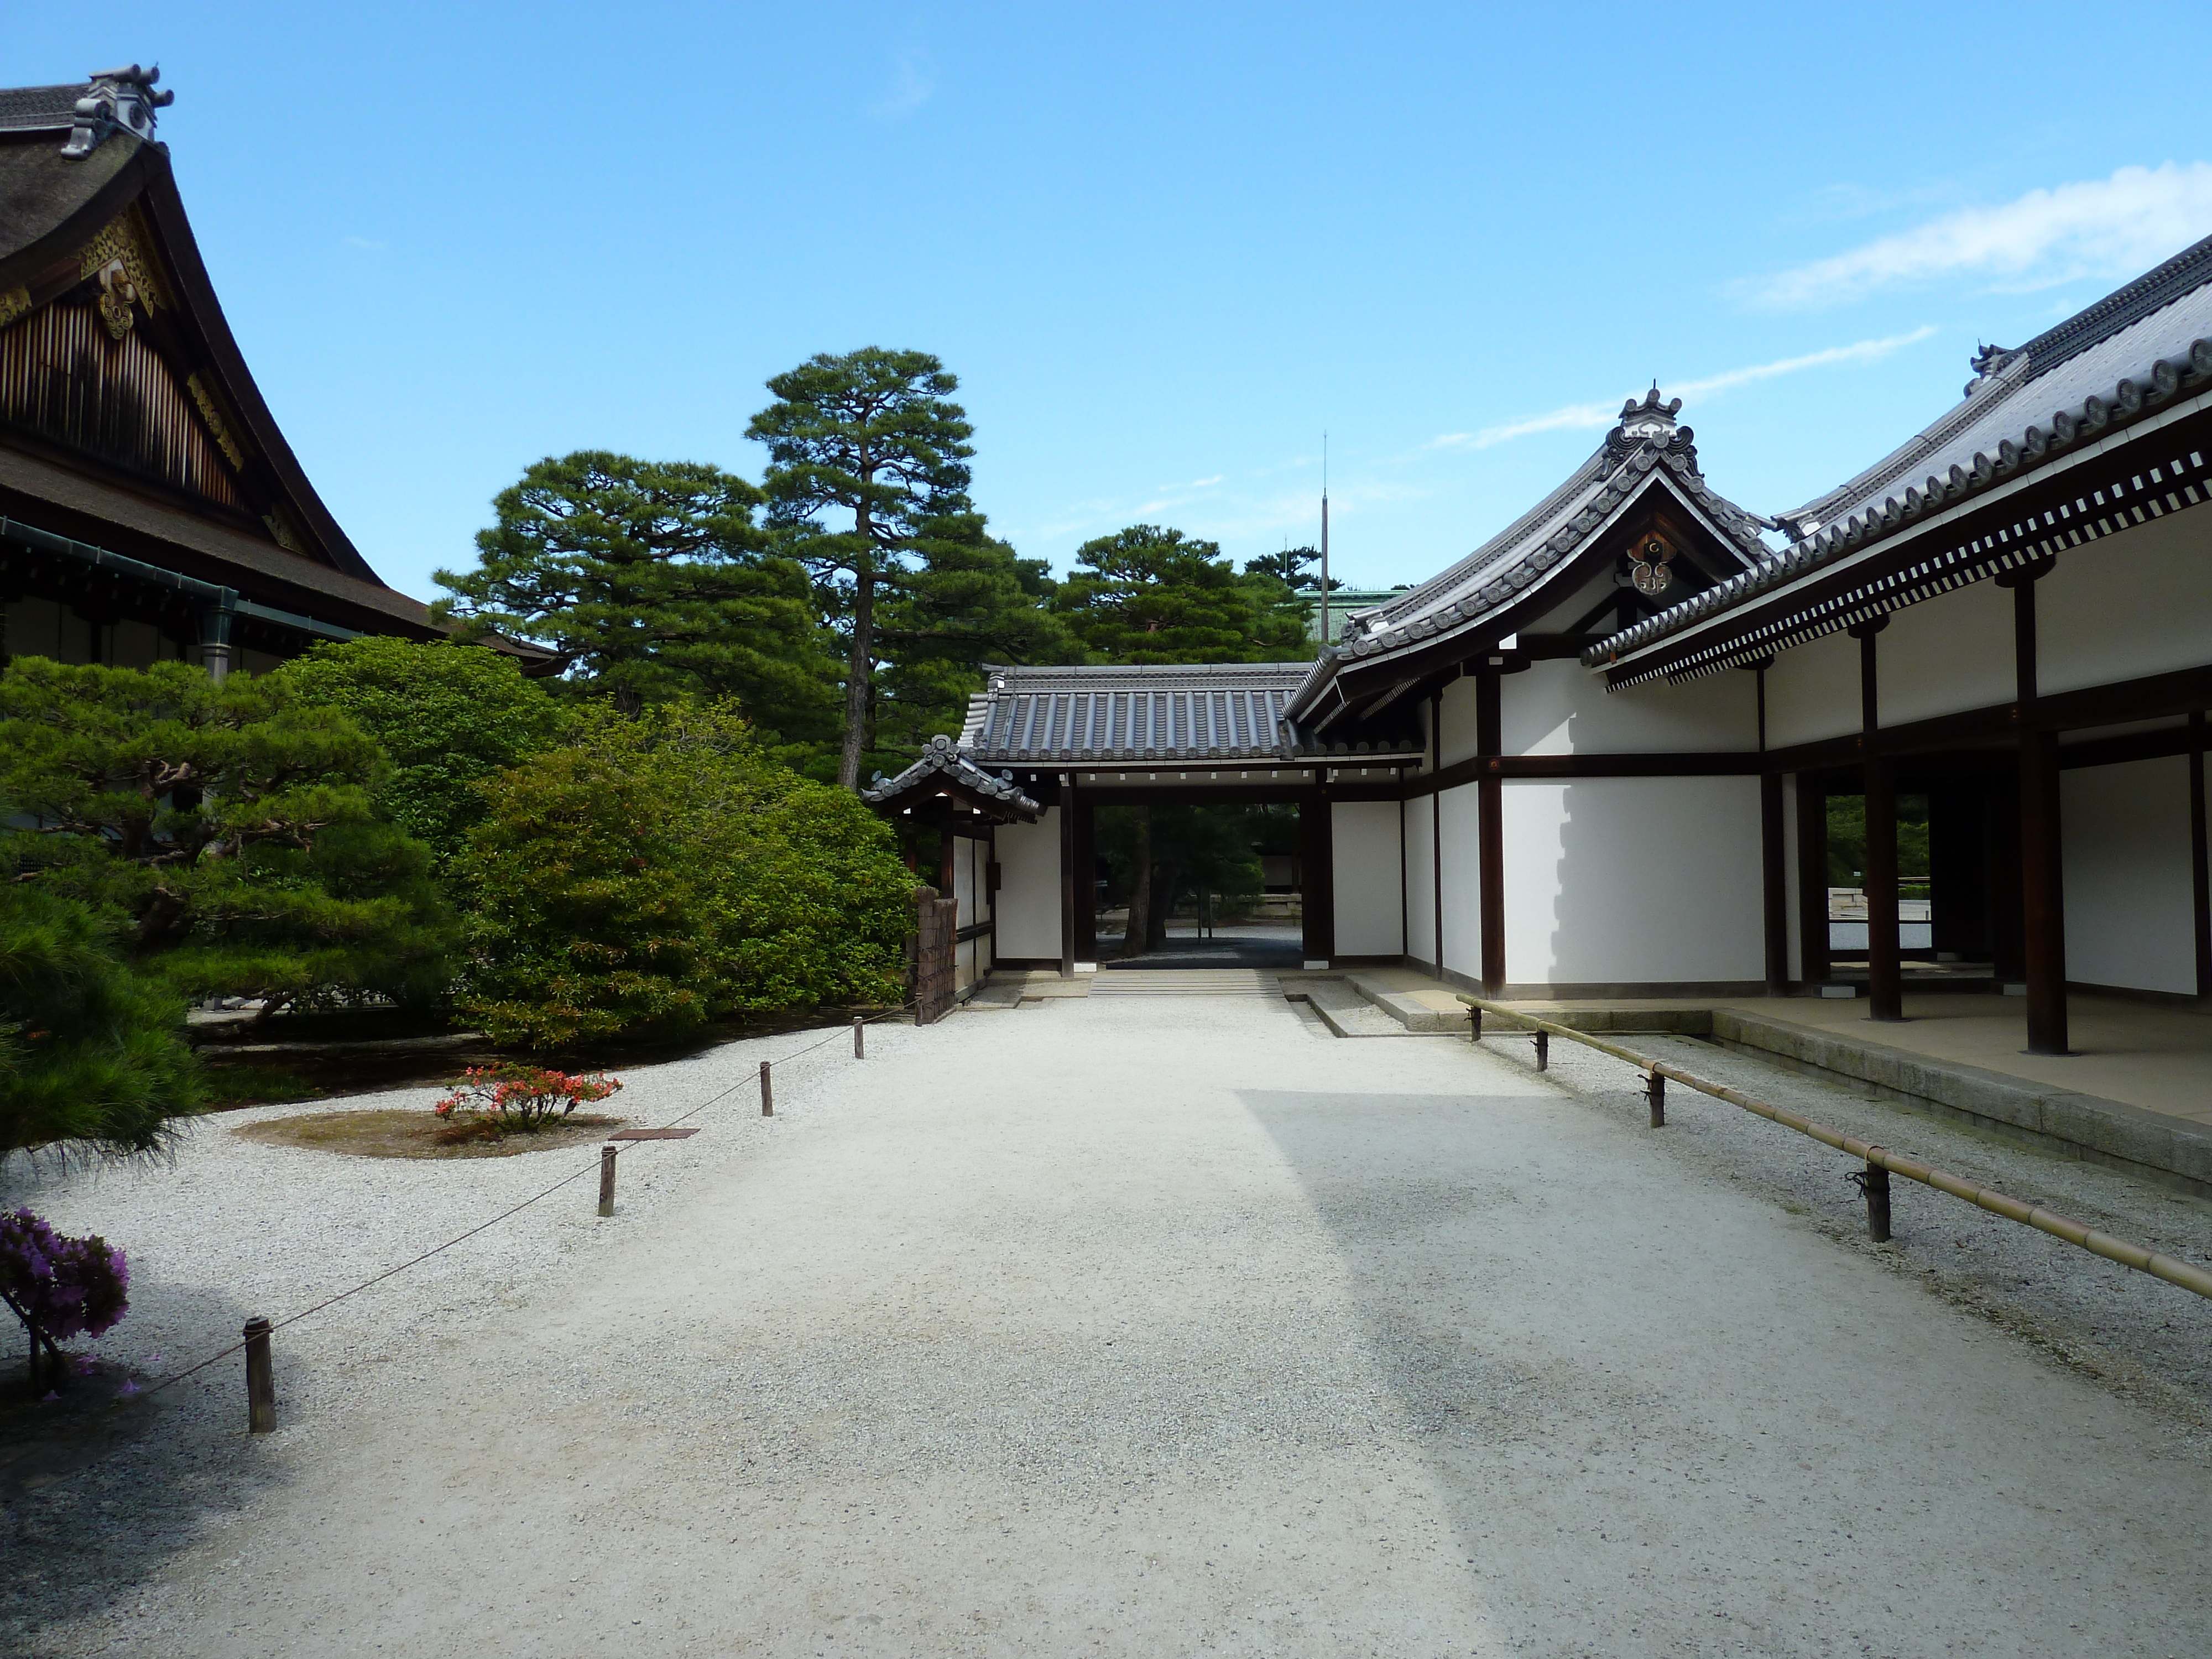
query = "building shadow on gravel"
(0, 1276, 298, 1658)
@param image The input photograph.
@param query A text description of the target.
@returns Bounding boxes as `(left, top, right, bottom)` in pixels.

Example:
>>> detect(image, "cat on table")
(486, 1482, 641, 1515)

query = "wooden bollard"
(1533, 1030, 1548, 1072)
(243, 1317, 274, 1434)
(1468, 1005, 1483, 1042)
(760, 1060, 773, 1117)
(853, 1016, 864, 1059)
(1854, 1160, 1893, 1242)
(598, 1144, 618, 1216)
(1646, 1071, 1666, 1128)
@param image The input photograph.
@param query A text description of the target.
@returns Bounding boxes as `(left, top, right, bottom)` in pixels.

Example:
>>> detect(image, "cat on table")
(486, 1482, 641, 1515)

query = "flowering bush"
(432, 1065, 622, 1133)
(0, 1209, 128, 1396)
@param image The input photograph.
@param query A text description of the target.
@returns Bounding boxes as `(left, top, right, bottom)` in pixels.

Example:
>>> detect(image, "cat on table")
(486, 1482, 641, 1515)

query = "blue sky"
(17, 5, 2212, 602)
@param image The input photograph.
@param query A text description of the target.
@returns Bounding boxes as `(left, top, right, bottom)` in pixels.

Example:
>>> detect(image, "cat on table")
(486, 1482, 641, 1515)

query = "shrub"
(432, 1064, 622, 1134)
(455, 702, 912, 1048)
(0, 1209, 128, 1396)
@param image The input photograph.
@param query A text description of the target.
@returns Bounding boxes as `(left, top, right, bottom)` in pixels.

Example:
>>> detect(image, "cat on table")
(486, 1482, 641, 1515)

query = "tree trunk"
(838, 563, 875, 791)
(1148, 860, 1181, 952)
(1123, 810, 1151, 958)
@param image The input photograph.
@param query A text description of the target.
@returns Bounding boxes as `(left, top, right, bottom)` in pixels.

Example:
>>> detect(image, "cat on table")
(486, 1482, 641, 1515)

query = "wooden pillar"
(1057, 776, 1076, 978)
(1796, 773, 1831, 984)
(2010, 569, 2068, 1053)
(1476, 667, 1505, 994)
(1755, 662, 1787, 993)
(1853, 620, 1902, 1021)
(2193, 711, 2211, 1000)
(1301, 787, 1335, 964)
(1072, 800, 1098, 963)
(1429, 692, 1444, 976)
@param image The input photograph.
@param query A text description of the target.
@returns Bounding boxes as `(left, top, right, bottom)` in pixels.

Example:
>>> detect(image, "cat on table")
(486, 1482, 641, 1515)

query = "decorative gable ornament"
(59, 65, 171, 159)
(1629, 531, 1677, 598)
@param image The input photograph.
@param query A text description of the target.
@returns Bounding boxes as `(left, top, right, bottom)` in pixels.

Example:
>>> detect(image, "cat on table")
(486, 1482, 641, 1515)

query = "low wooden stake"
(1533, 1030, 1549, 1072)
(760, 1060, 773, 1117)
(598, 1143, 618, 1217)
(1647, 1071, 1666, 1128)
(853, 1016, 864, 1059)
(1468, 1005, 1483, 1042)
(243, 1317, 274, 1434)
(1854, 1160, 1893, 1242)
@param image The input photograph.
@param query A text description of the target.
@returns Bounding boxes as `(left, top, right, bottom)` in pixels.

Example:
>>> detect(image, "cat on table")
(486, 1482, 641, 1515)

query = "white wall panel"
(1438, 784, 1483, 980)
(1876, 578, 2015, 728)
(993, 807, 1061, 961)
(1764, 629, 1861, 748)
(1501, 659, 1755, 756)
(1404, 792, 1437, 971)
(1437, 676, 1483, 767)
(1502, 776, 1765, 987)
(2060, 757, 2197, 995)
(1332, 800, 1405, 957)
(2038, 505, 2212, 696)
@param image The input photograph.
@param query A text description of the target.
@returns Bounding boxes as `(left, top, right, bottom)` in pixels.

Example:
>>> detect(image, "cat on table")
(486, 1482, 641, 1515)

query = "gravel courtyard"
(7, 990, 2212, 1657)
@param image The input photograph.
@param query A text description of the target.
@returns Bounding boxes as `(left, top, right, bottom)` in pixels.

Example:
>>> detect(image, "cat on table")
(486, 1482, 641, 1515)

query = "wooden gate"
(915, 890, 959, 1025)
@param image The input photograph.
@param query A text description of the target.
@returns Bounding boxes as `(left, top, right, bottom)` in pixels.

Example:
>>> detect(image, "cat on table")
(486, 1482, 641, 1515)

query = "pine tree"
(432, 451, 837, 749)
(747, 349, 979, 789)
(1049, 525, 1312, 664)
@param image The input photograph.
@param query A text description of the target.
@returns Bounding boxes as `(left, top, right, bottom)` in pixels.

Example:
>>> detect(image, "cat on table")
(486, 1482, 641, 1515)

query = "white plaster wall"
(2060, 756, 2198, 995)
(1501, 659, 1756, 756)
(1332, 800, 1405, 957)
(1875, 578, 2015, 728)
(1437, 676, 1483, 768)
(954, 836, 979, 930)
(1502, 776, 1765, 987)
(1764, 629, 1861, 748)
(1438, 784, 1483, 981)
(2038, 504, 2212, 696)
(992, 807, 1061, 961)
(1404, 793, 1437, 970)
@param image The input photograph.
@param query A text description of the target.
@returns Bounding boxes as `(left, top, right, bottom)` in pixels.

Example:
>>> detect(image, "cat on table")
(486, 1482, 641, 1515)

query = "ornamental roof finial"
(60, 64, 171, 159)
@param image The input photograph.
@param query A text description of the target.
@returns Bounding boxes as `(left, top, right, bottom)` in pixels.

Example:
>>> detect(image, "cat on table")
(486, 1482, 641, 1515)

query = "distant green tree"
(1824, 794, 1931, 886)
(1095, 804, 1270, 954)
(747, 348, 979, 788)
(0, 659, 450, 1024)
(1050, 525, 1313, 664)
(431, 451, 837, 750)
(455, 702, 914, 1048)
(0, 885, 201, 1161)
(1242, 545, 1340, 592)
(867, 510, 1076, 773)
(275, 638, 568, 871)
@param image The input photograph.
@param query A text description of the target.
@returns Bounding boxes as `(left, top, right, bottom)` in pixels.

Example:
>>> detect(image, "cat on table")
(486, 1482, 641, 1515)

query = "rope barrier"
(128, 999, 919, 1403)
(1458, 996, 2212, 1302)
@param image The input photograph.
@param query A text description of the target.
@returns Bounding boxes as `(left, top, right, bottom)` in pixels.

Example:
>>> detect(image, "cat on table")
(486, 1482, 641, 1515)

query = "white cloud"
(870, 53, 934, 119)
(1741, 163, 2212, 307)
(342, 234, 388, 252)
(1438, 326, 1939, 452)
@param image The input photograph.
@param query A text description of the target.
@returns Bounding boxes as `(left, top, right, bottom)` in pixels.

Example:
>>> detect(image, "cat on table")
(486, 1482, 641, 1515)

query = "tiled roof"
(0, 84, 87, 132)
(958, 661, 1420, 764)
(861, 735, 1040, 815)
(1316, 390, 1771, 685)
(1594, 234, 2212, 675)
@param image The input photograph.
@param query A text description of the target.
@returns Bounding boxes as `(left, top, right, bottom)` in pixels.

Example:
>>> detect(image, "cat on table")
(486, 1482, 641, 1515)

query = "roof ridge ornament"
(1604, 384, 1698, 473)
(60, 64, 171, 159)
(1965, 340, 2026, 397)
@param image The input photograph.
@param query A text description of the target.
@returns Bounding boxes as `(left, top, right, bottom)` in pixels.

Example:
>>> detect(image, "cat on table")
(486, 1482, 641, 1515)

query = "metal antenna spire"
(1319, 432, 1330, 649)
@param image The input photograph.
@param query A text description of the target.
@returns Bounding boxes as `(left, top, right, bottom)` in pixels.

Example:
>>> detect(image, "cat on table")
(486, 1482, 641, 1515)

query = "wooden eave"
(1599, 395, 2212, 690)
(872, 774, 1037, 825)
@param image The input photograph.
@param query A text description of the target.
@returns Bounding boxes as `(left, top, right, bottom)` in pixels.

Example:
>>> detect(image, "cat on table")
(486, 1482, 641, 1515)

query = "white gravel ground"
(4, 993, 2211, 1657)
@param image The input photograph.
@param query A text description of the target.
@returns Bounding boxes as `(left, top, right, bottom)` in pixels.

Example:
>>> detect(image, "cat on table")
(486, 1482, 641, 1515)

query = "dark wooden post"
(853, 1016, 865, 1058)
(1073, 799, 1098, 963)
(1057, 776, 1077, 978)
(759, 1060, 773, 1117)
(1477, 667, 1506, 995)
(1430, 691, 1446, 977)
(1796, 773, 1831, 984)
(243, 1317, 274, 1434)
(2009, 566, 2068, 1054)
(1646, 1071, 1666, 1128)
(1300, 787, 1335, 964)
(598, 1144, 617, 1215)
(2191, 711, 2210, 999)
(1755, 661, 1788, 993)
(1853, 620, 1902, 1021)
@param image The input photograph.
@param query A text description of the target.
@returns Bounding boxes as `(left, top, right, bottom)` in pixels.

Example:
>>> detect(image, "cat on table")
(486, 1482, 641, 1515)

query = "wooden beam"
(1301, 794, 1334, 963)
(2193, 711, 2210, 1000)
(1854, 622, 1902, 1021)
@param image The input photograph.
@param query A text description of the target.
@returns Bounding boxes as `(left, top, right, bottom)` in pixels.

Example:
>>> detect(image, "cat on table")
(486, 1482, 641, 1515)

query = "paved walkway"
(17, 993, 2212, 1656)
